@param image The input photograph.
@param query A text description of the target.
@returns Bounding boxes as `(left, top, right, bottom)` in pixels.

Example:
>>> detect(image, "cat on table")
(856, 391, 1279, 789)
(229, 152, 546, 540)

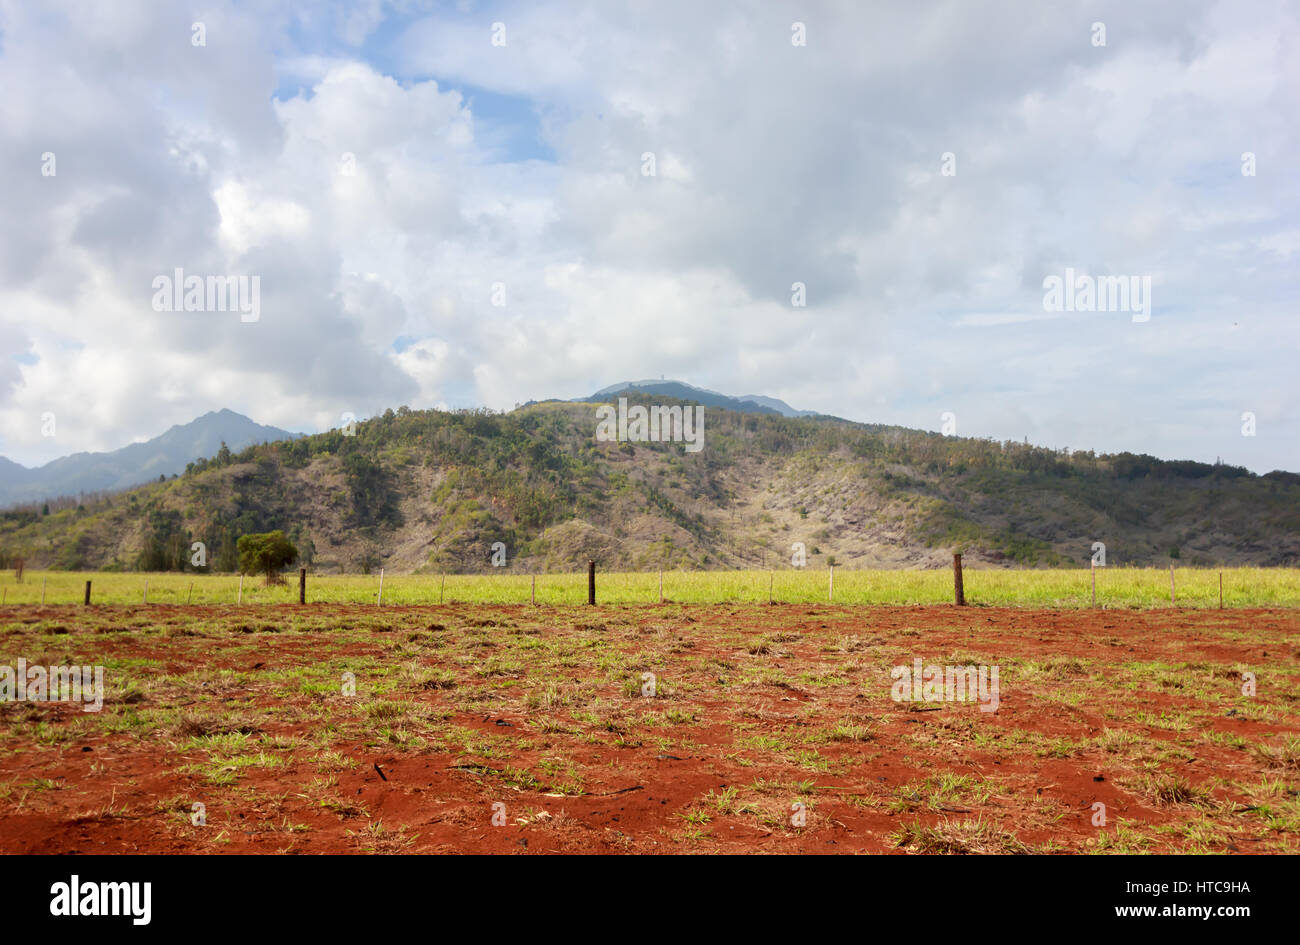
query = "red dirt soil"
(1, 604, 1297, 854)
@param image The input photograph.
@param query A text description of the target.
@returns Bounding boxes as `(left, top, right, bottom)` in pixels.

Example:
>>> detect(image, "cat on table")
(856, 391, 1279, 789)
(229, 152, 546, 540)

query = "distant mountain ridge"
(0, 409, 300, 507)
(2, 397, 1298, 573)
(582, 379, 819, 418)
(4, 382, 807, 508)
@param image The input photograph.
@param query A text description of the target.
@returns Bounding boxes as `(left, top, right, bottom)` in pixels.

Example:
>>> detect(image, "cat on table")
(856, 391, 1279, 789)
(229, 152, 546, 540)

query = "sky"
(0, 0, 1297, 472)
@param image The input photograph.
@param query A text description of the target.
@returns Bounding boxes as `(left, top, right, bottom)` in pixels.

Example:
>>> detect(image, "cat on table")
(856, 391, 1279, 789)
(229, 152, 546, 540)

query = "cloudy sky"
(1, 0, 1297, 471)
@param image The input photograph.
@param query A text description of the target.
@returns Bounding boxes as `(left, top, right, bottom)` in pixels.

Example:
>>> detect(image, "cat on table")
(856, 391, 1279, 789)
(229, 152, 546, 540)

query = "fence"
(3, 564, 1299, 609)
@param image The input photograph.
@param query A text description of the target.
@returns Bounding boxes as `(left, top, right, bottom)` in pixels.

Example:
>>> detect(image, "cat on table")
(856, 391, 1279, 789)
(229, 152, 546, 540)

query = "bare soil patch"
(1, 604, 1296, 853)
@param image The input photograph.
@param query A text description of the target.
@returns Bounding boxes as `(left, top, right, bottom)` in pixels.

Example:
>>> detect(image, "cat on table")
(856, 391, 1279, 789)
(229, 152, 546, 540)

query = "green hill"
(2, 396, 1297, 574)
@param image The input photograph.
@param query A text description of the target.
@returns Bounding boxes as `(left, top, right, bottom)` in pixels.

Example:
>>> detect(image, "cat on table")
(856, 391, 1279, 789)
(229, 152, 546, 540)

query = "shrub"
(236, 530, 299, 585)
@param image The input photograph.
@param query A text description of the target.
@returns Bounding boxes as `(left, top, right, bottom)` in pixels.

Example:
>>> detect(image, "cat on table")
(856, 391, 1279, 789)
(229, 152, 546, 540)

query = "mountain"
(582, 380, 819, 418)
(2, 394, 1296, 574)
(736, 394, 820, 418)
(0, 409, 300, 507)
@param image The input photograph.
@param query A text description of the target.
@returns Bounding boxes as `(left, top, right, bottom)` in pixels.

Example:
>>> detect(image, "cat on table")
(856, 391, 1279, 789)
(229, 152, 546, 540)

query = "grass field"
(1, 602, 1297, 853)
(3, 567, 1299, 608)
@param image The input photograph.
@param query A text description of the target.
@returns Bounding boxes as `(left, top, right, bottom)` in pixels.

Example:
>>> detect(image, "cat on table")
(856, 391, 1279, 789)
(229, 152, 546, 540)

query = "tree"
(136, 507, 188, 571)
(214, 528, 239, 573)
(342, 452, 402, 528)
(237, 530, 298, 585)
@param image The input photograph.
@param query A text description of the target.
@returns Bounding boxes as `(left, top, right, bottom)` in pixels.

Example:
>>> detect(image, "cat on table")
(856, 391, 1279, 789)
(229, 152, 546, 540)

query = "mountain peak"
(0, 410, 300, 507)
(582, 380, 818, 419)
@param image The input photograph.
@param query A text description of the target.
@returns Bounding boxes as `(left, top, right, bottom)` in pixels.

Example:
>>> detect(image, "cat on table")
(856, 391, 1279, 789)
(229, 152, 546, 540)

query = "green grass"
(889, 817, 1034, 854)
(1, 600, 1295, 854)
(3, 566, 1298, 608)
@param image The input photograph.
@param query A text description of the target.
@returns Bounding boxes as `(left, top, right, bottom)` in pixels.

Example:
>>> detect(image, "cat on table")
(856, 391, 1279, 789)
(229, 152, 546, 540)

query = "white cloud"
(0, 0, 1296, 474)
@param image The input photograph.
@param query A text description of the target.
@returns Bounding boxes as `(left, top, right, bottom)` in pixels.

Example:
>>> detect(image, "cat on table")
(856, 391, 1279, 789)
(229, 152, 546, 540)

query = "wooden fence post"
(299, 567, 306, 604)
(953, 554, 965, 606)
(84, 580, 91, 606)
(829, 565, 834, 603)
(769, 571, 773, 605)
(1170, 563, 1176, 606)
(439, 574, 445, 604)
(659, 570, 663, 604)
(143, 580, 148, 605)
(188, 583, 193, 605)
(1091, 564, 1096, 608)
(531, 574, 536, 606)
(41, 577, 46, 605)
(587, 560, 596, 606)
(377, 568, 384, 606)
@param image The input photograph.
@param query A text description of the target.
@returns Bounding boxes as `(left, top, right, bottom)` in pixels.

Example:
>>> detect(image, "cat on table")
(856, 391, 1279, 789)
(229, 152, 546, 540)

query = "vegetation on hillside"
(1, 396, 1296, 573)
